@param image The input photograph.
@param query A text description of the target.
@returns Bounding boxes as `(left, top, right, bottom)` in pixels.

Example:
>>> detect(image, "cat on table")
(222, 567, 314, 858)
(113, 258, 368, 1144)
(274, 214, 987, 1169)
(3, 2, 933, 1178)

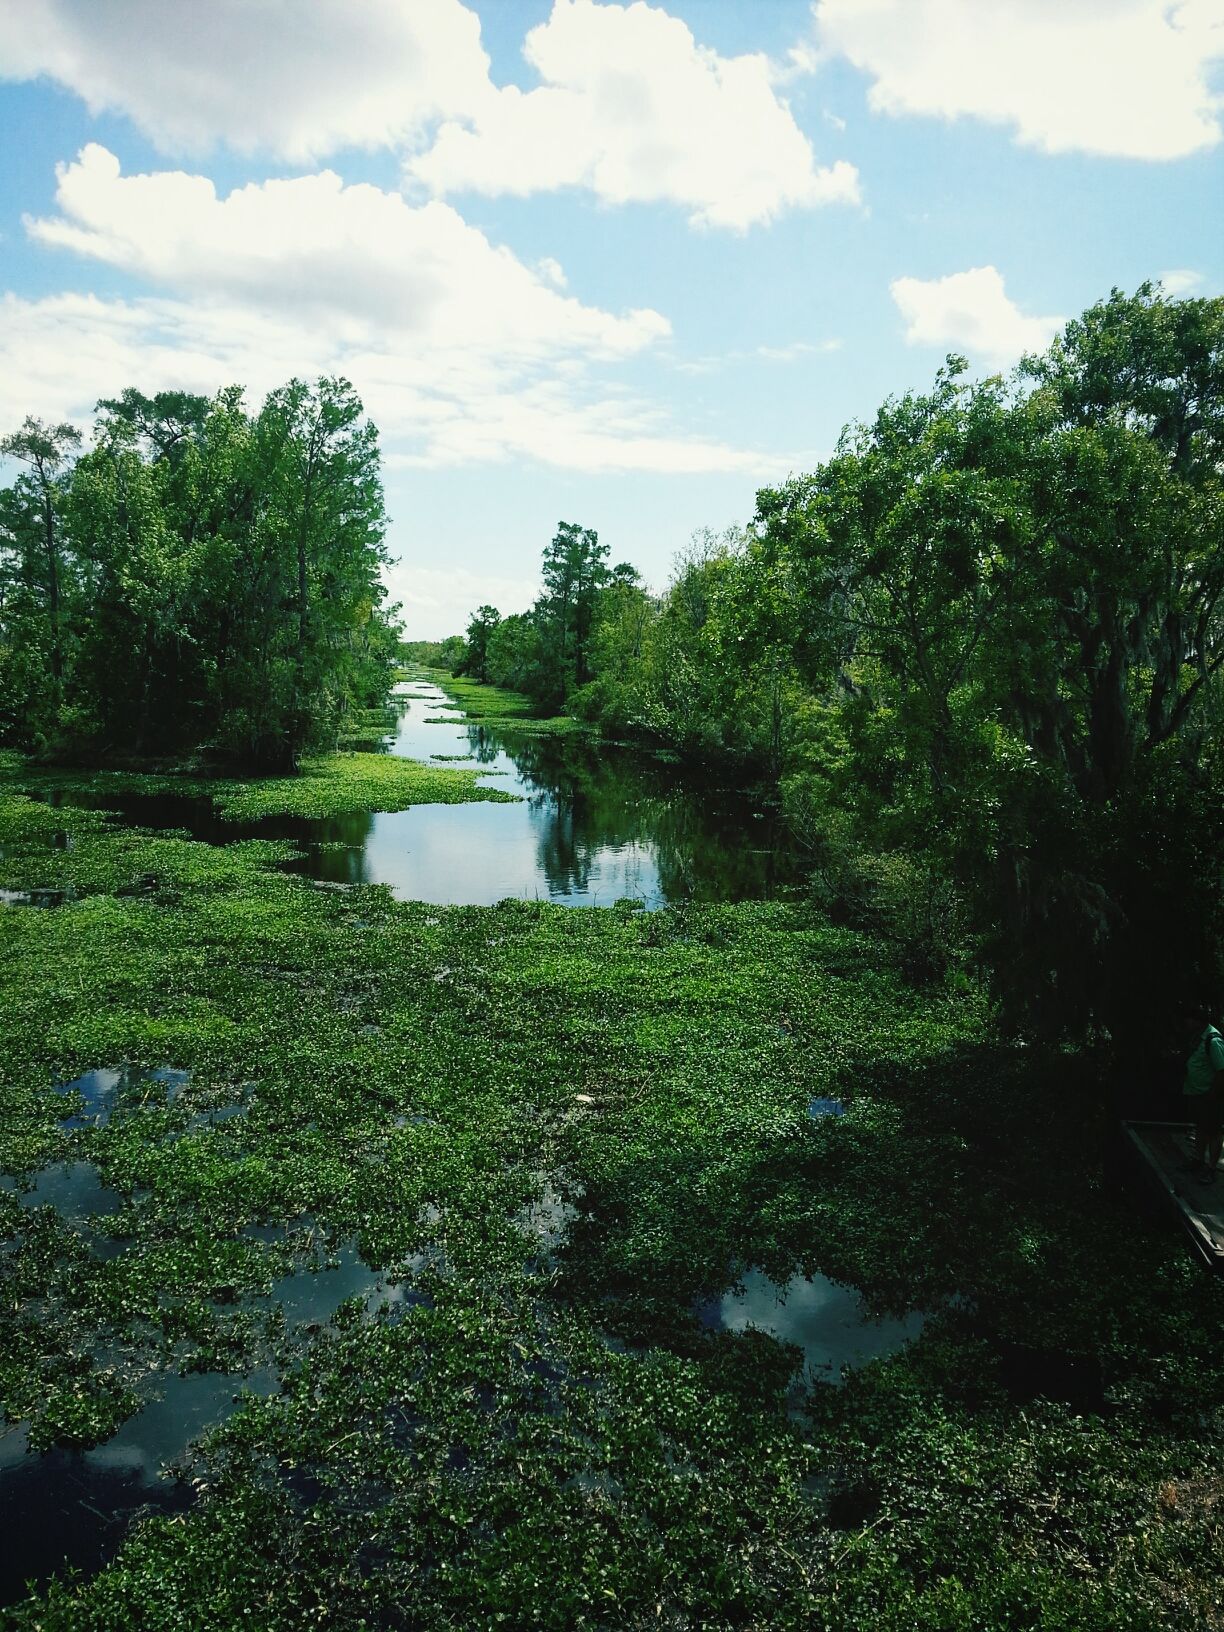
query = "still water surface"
(76, 680, 803, 908)
(700, 1270, 925, 1390)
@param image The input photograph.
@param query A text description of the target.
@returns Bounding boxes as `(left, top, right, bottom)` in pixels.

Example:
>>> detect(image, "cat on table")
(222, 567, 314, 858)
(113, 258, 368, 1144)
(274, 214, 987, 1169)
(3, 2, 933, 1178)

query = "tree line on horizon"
(436, 286, 1224, 1046)
(0, 377, 400, 772)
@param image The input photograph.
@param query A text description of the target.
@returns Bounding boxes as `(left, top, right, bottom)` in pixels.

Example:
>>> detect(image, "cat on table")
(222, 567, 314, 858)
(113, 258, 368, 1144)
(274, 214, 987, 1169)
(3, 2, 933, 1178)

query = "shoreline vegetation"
(428, 287, 1224, 1050)
(0, 382, 401, 776)
(1, 287, 1223, 1627)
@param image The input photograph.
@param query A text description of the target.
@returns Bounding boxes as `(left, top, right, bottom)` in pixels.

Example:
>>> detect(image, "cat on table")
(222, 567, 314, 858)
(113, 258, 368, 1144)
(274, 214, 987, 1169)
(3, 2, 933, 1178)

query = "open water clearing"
(49, 680, 804, 908)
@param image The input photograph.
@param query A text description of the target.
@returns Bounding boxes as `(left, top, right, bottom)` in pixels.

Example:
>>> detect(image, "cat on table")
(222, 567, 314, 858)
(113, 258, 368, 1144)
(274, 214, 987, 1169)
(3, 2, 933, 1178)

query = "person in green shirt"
(1183, 1021, 1224, 1185)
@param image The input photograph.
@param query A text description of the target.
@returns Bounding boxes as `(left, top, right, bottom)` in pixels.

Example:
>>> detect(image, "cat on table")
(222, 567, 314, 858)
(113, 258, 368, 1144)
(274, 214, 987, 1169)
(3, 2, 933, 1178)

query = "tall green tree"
(537, 521, 610, 704)
(482, 613, 540, 693)
(66, 410, 188, 753)
(0, 417, 82, 728)
(571, 562, 653, 732)
(0, 376, 399, 768)
(242, 376, 388, 767)
(459, 605, 501, 683)
(94, 387, 210, 465)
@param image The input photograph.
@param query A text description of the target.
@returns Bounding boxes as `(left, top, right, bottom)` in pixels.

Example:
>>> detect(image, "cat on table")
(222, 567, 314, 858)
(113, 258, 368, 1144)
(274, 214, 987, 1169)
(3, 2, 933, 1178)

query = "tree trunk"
(40, 481, 63, 707)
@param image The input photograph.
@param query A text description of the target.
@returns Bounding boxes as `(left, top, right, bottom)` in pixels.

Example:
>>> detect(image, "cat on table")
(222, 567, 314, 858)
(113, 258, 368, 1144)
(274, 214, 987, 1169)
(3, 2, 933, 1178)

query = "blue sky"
(1, 0, 1221, 635)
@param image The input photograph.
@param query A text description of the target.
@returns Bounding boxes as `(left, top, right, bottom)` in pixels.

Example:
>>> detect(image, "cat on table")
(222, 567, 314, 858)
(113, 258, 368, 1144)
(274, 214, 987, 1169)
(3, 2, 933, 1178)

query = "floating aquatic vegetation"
(0, 773, 1219, 1629)
(0, 751, 520, 827)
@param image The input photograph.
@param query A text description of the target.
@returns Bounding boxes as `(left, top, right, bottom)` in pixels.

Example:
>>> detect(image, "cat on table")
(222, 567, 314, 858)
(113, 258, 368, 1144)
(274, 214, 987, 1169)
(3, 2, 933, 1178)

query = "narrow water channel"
(59, 679, 805, 907)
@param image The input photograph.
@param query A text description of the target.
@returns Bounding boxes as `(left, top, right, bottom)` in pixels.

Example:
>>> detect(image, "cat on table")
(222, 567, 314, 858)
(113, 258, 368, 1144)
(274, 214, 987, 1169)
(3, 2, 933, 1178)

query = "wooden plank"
(1123, 1121, 1224, 1271)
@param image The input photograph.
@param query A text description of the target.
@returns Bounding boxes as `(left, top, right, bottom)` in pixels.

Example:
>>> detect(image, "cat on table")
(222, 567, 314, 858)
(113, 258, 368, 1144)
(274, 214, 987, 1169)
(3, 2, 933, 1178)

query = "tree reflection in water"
(468, 723, 802, 905)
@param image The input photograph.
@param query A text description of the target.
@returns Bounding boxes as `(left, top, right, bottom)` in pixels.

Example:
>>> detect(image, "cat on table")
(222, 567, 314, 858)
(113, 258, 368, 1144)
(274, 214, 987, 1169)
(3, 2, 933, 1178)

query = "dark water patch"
(825, 1477, 882, 1529)
(0, 885, 77, 908)
(5, 1160, 126, 1221)
(229, 1224, 429, 1328)
(0, 1239, 420, 1607)
(115, 871, 159, 896)
(259, 1242, 413, 1327)
(182, 1101, 248, 1134)
(698, 1269, 924, 1389)
(996, 1340, 1105, 1412)
(2, 1160, 131, 1261)
(55, 1063, 191, 1129)
(0, 1437, 194, 1606)
(92, 1367, 280, 1479)
(55, 1065, 123, 1129)
(517, 1175, 581, 1265)
(807, 1097, 846, 1120)
(0, 1366, 281, 1607)
(0, 1426, 31, 1472)
(147, 1066, 190, 1098)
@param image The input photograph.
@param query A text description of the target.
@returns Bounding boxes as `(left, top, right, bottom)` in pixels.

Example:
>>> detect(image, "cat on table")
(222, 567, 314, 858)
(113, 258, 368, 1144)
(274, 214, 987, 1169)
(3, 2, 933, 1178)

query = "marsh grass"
(422, 670, 585, 736)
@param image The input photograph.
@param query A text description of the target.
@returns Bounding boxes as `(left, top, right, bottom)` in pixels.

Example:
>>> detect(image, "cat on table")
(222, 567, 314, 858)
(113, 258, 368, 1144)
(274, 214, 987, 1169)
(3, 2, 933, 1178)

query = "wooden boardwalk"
(1123, 1121, 1224, 1270)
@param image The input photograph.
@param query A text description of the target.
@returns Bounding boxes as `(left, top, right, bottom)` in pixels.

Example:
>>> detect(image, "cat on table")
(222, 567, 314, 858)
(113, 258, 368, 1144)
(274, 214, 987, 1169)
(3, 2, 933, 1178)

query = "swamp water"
(0, 1216, 409, 1602)
(1, 682, 917, 1604)
(54, 680, 805, 908)
(699, 1271, 924, 1393)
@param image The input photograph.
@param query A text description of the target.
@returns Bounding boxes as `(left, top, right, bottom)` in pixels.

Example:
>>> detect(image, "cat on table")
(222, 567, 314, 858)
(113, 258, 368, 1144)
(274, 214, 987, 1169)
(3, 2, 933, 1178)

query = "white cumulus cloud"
(890, 267, 1064, 365)
(4, 148, 782, 477)
(813, 0, 1224, 160)
(0, 0, 492, 160)
(407, 0, 861, 229)
(0, 0, 859, 229)
(25, 145, 666, 362)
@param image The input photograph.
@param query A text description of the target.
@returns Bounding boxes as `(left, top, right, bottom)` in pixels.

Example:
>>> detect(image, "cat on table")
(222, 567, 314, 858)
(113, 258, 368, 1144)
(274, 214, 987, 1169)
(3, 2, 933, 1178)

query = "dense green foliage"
(0, 790, 1220, 1628)
(0, 381, 401, 770)
(455, 522, 642, 711)
(400, 635, 466, 671)
(450, 288, 1224, 1038)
